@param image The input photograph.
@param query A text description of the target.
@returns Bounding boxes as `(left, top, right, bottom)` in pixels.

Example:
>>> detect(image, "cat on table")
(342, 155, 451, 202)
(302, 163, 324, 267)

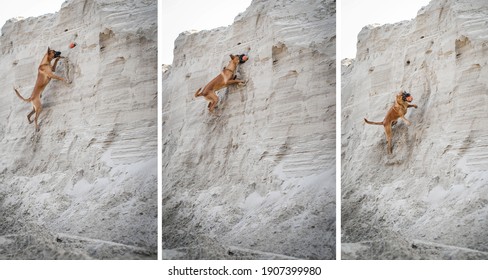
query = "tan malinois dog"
(194, 54, 248, 113)
(364, 91, 418, 154)
(14, 47, 68, 132)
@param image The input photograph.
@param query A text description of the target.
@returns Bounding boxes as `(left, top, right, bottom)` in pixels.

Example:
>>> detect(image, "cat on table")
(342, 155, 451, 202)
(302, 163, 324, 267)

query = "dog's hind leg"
(32, 100, 42, 132)
(34, 108, 42, 132)
(384, 124, 393, 154)
(208, 100, 218, 113)
(27, 107, 35, 123)
(207, 93, 219, 113)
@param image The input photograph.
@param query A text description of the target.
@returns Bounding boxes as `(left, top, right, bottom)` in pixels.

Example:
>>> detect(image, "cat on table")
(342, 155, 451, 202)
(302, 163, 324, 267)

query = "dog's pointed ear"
(47, 47, 51, 53)
(230, 54, 235, 59)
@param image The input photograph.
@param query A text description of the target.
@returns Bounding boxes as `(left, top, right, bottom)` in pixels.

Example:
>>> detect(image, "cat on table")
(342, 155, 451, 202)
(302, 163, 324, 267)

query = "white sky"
(161, 0, 253, 65)
(341, 0, 431, 59)
(0, 0, 66, 35)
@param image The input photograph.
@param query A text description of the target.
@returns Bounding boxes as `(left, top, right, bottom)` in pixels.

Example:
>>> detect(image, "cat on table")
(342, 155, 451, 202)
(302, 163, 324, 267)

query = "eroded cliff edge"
(162, 0, 336, 259)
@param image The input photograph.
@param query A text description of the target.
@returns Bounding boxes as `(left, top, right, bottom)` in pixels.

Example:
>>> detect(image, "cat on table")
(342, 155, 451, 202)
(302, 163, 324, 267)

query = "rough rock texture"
(342, 0, 488, 259)
(162, 0, 335, 259)
(0, 0, 157, 259)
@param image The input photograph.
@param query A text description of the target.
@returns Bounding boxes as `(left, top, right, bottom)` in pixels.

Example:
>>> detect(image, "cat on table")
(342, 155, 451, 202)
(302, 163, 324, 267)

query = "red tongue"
(243, 55, 248, 61)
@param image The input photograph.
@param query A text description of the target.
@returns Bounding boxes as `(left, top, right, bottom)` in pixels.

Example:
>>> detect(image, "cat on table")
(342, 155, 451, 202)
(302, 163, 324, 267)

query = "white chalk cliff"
(342, 0, 488, 259)
(162, 0, 336, 259)
(0, 0, 157, 259)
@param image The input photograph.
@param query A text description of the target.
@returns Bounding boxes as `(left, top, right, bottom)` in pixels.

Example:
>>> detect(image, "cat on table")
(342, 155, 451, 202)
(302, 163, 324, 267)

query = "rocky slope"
(162, 0, 336, 259)
(342, 0, 488, 259)
(0, 0, 157, 259)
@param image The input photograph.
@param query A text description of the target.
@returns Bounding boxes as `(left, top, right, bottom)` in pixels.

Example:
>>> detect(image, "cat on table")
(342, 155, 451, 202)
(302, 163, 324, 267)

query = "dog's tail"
(364, 118, 383, 125)
(13, 87, 31, 102)
(194, 87, 202, 98)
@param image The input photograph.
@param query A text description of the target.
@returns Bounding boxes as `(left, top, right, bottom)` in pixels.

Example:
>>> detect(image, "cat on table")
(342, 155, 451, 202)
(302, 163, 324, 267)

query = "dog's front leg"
(51, 57, 61, 72)
(408, 104, 418, 108)
(401, 116, 412, 126)
(227, 79, 246, 86)
(45, 71, 68, 83)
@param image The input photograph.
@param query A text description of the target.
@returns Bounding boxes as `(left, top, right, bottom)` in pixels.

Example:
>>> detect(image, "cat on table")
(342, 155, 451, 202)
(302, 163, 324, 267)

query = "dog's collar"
(223, 67, 234, 73)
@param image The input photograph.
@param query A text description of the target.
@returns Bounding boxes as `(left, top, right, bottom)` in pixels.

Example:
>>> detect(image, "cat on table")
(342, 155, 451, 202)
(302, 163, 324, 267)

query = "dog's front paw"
(414, 105, 418, 108)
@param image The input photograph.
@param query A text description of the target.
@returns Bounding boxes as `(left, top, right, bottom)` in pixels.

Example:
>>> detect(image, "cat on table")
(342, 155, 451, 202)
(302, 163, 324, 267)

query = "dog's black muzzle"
(402, 91, 411, 101)
(54, 51, 62, 58)
(238, 54, 248, 64)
